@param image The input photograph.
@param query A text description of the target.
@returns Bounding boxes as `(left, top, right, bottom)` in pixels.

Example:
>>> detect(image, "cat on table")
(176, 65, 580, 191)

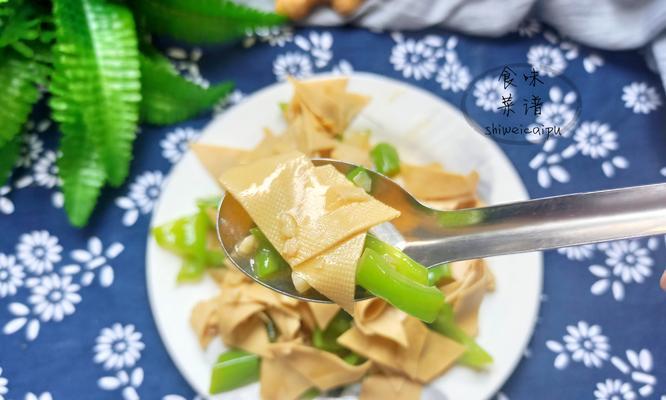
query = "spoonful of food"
(217, 158, 666, 304)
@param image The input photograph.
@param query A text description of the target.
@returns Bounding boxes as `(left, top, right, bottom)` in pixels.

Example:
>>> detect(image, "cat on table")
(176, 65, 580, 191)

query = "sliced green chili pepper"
(342, 352, 366, 366)
(356, 247, 444, 323)
(364, 235, 429, 285)
(209, 349, 261, 394)
(346, 166, 372, 193)
(258, 311, 279, 342)
(428, 304, 493, 368)
(300, 388, 321, 400)
(176, 258, 206, 283)
(369, 142, 400, 176)
(153, 211, 209, 262)
(249, 227, 288, 278)
(312, 311, 352, 355)
(427, 263, 452, 286)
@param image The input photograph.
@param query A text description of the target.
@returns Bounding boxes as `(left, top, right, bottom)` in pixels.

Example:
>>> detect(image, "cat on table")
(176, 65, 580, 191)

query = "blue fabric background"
(0, 23, 664, 400)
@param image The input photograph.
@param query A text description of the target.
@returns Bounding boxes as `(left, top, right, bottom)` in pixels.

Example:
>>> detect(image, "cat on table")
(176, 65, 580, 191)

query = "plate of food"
(146, 73, 543, 400)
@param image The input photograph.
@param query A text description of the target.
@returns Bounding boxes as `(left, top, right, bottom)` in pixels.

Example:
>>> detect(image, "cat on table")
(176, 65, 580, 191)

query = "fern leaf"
(50, 0, 141, 190)
(0, 134, 20, 186)
(0, 49, 48, 147)
(140, 51, 233, 125)
(134, 0, 286, 44)
(0, 0, 52, 57)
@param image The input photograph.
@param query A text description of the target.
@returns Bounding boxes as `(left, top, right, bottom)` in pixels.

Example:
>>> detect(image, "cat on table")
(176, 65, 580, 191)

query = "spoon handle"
(404, 183, 666, 265)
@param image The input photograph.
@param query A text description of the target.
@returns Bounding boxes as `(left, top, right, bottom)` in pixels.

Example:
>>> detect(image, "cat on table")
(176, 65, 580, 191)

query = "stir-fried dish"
(153, 77, 495, 399)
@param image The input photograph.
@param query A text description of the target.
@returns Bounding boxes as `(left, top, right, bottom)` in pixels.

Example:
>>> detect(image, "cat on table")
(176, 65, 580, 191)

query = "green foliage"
(0, 135, 21, 186)
(140, 51, 233, 125)
(0, 50, 48, 149)
(50, 0, 141, 226)
(134, 0, 286, 44)
(0, 0, 53, 57)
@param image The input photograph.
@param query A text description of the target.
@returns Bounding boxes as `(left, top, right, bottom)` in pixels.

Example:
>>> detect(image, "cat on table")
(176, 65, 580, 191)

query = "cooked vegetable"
(356, 247, 444, 322)
(364, 234, 429, 285)
(250, 227, 288, 278)
(369, 142, 400, 176)
(312, 311, 352, 355)
(346, 166, 372, 192)
(427, 263, 452, 286)
(429, 304, 493, 368)
(209, 349, 261, 394)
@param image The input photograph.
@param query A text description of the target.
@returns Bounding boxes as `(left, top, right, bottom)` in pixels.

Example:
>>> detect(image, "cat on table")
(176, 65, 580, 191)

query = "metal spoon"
(216, 158, 666, 302)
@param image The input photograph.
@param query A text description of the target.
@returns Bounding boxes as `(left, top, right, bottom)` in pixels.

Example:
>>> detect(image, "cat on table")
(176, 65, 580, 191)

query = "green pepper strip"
(300, 388, 321, 400)
(427, 263, 452, 286)
(209, 349, 261, 394)
(369, 142, 400, 177)
(312, 311, 352, 355)
(356, 247, 444, 323)
(176, 258, 206, 283)
(364, 235, 429, 286)
(250, 228, 288, 278)
(345, 166, 372, 193)
(428, 304, 493, 368)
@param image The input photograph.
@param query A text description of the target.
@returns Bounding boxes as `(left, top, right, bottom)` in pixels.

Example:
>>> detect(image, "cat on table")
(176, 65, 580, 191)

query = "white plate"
(146, 73, 543, 400)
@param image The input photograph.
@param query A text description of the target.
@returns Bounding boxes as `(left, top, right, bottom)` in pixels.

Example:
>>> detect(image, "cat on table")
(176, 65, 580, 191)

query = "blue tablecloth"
(0, 22, 664, 400)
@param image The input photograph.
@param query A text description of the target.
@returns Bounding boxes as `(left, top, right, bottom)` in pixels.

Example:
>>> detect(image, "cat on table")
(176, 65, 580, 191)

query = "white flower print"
(594, 379, 636, 400)
(546, 321, 609, 369)
(516, 19, 541, 37)
(583, 53, 604, 74)
(557, 244, 595, 261)
(17, 134, 44, 168)
(244, 25, 293, 48)
(98, 367, 143, 400)
(28, 273, 81, 322)
(529, 137, 570, 188)
(622, 82, 661, 114)
(331, 59, 354, 76)
(661, 167, 666, 177)
(0, 254, 24, 298)
(273, 52, 313, 81)
(213, 89, 246, 114)
(32, 150, 61, 189)
(527, 44, 567, 76)
(0, 186, 14, 215)
(602, 240, 653, 284)
(573, 121, 618, 159)
(611, 349, 658, 397)
(63, 237, 124, 287)
(390, 32, 443, 81)
(160, 127, 201, 164)
(115, 171, 164, 227)
(0, 367, 7, 400)
(94, 323, 145, 370)
(3, 302, 40, 341)
(166, 47, 209, 88)
(295, 31, 333, 68)
(436, 54, 471, 93)
(25, 393, 53, 400)
(16, 230, 62, 275)
(473, 76, 515, 112)
(536, 86, 578, 136)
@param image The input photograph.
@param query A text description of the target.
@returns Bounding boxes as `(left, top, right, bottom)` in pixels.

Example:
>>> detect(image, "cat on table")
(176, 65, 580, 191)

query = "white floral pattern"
(94, 323, 145, 370)
(0, 367, 7, 400)
(436, 53, 471, 92)
(115, 171, 164, 227)
(295, 31, 333, 68)
(622, 82, 661, 114)
(160, 128, 201, 164)
(546, 321, 610, 369)
(557, 244, 596, 261)
(0, 254, 24, 298)
(473, 76, 515, 112)
(273, 52, 313, 81)
(32, 150, 60, 189)
(28, 273, 81, 322)
(573, 121, 618, 159)
(528, 137, 570, 188)
(390, 32, 443, 80)
(244, 25, 293, 48)
(98, 368, 143, 400)
(24, 393, 53, 400)
(611, 349, 658, 397)
(536, 86, 578, 136)
(63, 237, 124, 287)
(16, 230, 62, 275)
(166, 47, 209, 88)
(594, 379, 636, 400)
(17, 134, 44, 169)
(527, 45, 567, 77)
(0, 186, 14, 215)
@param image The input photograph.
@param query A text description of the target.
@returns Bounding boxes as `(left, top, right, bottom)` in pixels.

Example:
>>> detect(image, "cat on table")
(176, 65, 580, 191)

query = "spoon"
(216, 158, 666, 302)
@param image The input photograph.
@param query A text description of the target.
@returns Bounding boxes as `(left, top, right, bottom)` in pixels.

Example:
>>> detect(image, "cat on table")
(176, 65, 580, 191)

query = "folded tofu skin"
(168, 77, 495, 399)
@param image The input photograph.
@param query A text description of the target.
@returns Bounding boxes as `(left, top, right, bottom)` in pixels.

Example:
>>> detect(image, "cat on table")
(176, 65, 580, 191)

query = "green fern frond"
(134, 0, 286, 44)
(140, 51, 233, 125)
(0, 0, 53, 57)
(0, 134, 20, 186)
(0, 49, 48, 147)
(50, 0, 141, 226)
